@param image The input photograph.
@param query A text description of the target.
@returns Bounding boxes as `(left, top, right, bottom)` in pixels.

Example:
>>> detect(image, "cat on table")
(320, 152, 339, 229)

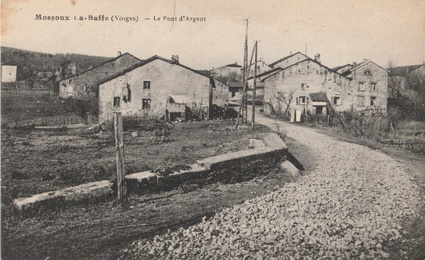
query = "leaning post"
(114, 112, 126, 202)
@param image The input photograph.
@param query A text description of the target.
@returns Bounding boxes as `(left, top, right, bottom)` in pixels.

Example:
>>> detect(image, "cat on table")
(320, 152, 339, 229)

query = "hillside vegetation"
(1, 46, 112, 73)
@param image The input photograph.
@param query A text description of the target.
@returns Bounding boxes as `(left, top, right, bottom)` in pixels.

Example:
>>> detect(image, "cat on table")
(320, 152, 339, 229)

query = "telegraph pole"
(236, 19, 249, 128)
(252, 41, 258, 130)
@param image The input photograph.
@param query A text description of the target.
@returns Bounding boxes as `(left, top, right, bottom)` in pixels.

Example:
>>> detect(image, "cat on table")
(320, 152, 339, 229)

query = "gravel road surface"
(123, 115, 422, 259)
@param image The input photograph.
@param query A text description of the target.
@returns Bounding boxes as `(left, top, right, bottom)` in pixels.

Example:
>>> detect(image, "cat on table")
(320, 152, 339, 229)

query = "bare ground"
(1, 135, 311, 260)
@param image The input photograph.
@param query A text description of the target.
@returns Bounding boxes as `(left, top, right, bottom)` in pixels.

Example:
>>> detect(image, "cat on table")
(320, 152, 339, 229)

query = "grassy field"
(1, 120, 271, 199)
(1, 90, 77, 123)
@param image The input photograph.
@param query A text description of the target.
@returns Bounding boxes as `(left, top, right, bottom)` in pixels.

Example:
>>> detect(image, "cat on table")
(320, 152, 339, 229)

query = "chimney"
(171, 55, 179, 63)
(118, 51, 122, 56)
(353, 62, 357, 67)
(314, 54, 321, 63)
(290, 51, 293, 55)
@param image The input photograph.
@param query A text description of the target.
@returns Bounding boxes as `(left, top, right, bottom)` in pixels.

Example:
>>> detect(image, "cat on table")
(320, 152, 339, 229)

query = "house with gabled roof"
(262, 55, 352, 116)
(241, 60, 272, 77)
(262, 53, 389, 118)
(94, 55, 226, 122)
(269, 52, 310, 70)
(59, 52, 143, 98)
(211, 62, 242, 79)
(335, 60, 389, 111)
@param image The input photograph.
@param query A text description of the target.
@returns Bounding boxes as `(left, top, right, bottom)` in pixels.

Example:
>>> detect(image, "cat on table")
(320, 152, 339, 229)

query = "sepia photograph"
(1, 0, 425, 259)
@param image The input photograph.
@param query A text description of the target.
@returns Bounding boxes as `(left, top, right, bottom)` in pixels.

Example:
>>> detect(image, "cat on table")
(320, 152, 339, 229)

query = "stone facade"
(212, 62, 242, 78)
(339, 61, 389, 112)
(242, 60, 272, 77)
(97, 56, 219, 122)
(59, 53, 142, 98)
(213, 80, 231, 107)
(263, 58, 389, 116)
(263, 59, 351, 115)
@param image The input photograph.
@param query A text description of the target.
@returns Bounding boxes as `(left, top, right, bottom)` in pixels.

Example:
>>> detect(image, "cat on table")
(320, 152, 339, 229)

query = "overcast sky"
(2, 0, 425, 70)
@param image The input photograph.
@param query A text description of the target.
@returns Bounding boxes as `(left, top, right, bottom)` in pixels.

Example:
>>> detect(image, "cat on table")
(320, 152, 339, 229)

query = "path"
(124, 112, 423, 259)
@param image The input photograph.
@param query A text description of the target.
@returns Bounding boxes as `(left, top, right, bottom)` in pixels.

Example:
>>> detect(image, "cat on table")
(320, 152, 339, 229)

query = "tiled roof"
(61, 52, 143, 88)
(228, 82, 244, 88)
(269, 52, 308, 68)
(332, 64, 352, 72)
(95, 55, 213, 86)
(226, 62, 242, 68)
(309, 92, 328, 102)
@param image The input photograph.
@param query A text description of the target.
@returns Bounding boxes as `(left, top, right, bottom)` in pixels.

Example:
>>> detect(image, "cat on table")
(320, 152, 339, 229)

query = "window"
(142, 99, 151, 109)
(364, 70, 372, 76)
(333, 97, 341, 105)
(297, 96, 306, 105)
(357, 96, 365, 107)
(143, 81, 151, 89)
(358, 82, 365, 91)
(370, 96, 376, 106)
(113, 97, 120, 107)
(370, 82, 377, 92)
(301, 83, 305, 90)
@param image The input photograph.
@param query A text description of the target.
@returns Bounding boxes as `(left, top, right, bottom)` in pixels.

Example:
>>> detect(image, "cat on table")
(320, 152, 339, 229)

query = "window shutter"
(296, 97, 299, 105)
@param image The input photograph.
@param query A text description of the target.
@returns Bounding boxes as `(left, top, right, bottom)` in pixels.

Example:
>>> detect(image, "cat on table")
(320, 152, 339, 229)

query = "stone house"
(94, 55, 226, 122)
(211, 62, 242, 79)
(335, 60, 389, 113)
(241, 60, 272, 77)
(262, 56, 352, 116)
(262, 54, 389, 117)
(269, 52, 310, 70)
(59, 52, 142, 98)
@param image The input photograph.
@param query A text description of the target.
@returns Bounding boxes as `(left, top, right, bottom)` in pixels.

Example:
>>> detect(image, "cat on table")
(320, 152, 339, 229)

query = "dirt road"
(124, 113, 424, 259)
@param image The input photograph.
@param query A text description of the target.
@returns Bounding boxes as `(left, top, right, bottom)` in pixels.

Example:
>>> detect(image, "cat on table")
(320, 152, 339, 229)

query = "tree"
(387, 58, 401, 98)
(274, 90, 295, 117)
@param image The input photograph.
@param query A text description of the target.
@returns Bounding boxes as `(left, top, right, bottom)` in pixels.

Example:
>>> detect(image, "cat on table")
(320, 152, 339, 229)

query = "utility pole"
(236, 19, 249, 128)
(252, 41, 258, 130)
(114, 112, 126, 203)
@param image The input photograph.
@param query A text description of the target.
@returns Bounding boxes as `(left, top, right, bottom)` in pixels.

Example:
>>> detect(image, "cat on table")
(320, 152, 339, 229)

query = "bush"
(11, 170, 29, 180)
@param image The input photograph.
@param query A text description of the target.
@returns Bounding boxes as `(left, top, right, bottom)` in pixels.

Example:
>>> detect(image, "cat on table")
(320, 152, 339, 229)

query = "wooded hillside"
(1, 46, 112, 73)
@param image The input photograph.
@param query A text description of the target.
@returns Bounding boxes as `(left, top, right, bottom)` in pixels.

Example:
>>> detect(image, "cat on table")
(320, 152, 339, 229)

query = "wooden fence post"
(114, 112, 126, 202)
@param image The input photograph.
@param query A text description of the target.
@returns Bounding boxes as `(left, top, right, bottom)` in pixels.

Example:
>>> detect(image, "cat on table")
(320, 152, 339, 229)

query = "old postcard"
(1, 0, 425, 259)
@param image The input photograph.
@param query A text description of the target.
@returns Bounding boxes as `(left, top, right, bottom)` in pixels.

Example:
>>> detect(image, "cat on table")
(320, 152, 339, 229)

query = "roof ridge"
(262, 58, 351, 81)
(71, 52, 141, 78)
(94, 55, 212, 86)
(269, 52, 306, 67)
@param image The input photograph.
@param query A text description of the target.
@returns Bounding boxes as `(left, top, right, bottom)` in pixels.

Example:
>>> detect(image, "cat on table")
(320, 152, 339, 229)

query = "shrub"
(11, 170, 29, 180)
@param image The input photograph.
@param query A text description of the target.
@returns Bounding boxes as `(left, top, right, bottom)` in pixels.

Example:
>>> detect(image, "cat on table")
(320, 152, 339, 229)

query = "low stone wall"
(126, 133, 287, 194)
(13, 181, 113, 216)
(14, 133, 287, 215)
